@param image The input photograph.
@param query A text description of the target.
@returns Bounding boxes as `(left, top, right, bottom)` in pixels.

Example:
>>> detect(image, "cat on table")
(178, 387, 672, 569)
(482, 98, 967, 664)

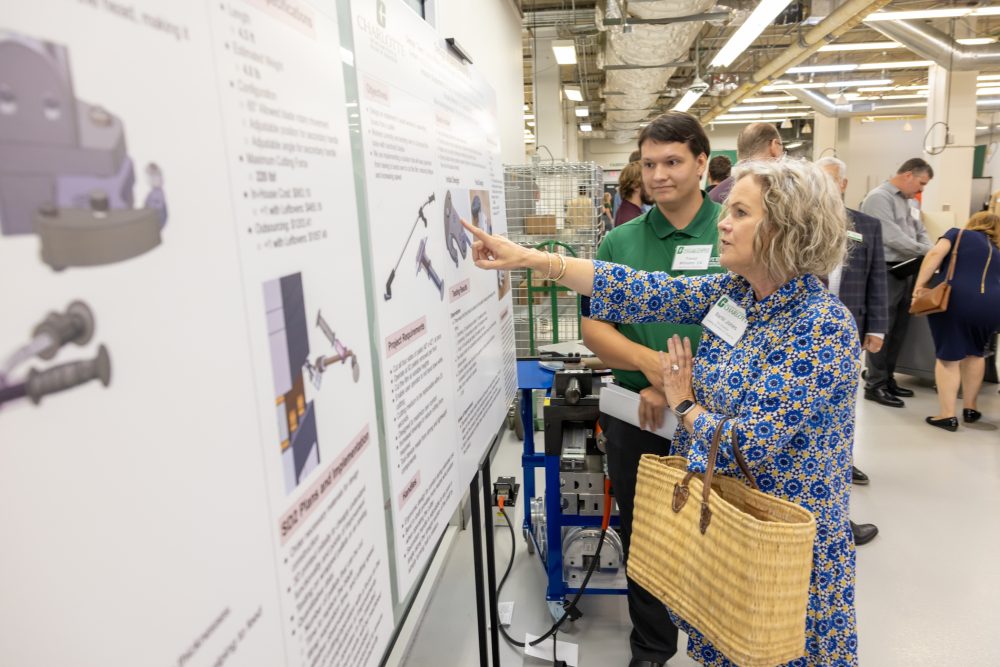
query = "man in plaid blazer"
(820, 157, 888, 546)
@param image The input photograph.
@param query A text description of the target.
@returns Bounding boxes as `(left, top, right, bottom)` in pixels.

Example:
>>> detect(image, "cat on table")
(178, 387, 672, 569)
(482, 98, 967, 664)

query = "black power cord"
(494, 478, 613, 667)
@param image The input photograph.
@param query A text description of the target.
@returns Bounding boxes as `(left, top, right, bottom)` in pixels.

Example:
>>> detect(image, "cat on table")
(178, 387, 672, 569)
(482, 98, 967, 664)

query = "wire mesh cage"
(503, 161, 606, 357)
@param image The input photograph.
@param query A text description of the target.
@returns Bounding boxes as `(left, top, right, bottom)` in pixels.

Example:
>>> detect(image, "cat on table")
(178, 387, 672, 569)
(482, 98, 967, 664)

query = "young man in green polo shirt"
(581, 111, 723, 667)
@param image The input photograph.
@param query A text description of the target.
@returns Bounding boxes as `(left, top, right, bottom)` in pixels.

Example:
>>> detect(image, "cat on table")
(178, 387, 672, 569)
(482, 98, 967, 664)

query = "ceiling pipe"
(869, 20, 1000, 71)
(700, 0, 893, 124)
(784, 88, 1000, 117)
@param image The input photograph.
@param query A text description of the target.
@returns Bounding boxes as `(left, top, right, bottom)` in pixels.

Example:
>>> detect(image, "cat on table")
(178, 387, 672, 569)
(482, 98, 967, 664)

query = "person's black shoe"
(886, 379, 914, 397)
(851, 466, 870, 485)
(925, 416, 959, 432)
(963, 409, 982, 423)
(864, 386, 905, 408)
(628, 660, 665, 667)
(851, 520, 879, 545)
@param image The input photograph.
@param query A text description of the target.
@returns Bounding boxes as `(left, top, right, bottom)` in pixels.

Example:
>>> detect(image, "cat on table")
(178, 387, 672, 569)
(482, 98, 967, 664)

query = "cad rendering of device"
(443, 190, 472, 267)
(470, 192, 504, 292)
(384, 194, 437, 301)
(0, 31, 168, 270)
(264, 273, 321, 494)
(305, 310, 360, 389)
(0, 300, 112, 409)
(416, 236, 444, 300)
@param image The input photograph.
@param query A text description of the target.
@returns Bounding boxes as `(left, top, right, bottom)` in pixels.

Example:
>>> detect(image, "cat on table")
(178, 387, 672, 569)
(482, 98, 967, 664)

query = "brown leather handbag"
(910, 229, 964, 315)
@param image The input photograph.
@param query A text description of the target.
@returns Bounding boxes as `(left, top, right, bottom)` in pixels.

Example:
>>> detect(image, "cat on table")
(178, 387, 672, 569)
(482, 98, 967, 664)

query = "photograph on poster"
(442, 189, 472, 267)
(0, 31, 169, 271)
(0, 300, 111, 409)
(468, 188, 510, 299)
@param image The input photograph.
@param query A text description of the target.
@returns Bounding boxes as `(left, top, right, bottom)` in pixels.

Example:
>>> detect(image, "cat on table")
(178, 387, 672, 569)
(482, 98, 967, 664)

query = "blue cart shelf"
(516, 360, 626, 619)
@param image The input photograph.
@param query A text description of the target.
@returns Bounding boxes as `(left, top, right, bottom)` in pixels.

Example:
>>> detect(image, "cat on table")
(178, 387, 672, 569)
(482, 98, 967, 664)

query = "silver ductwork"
(786, 87, 1000, 116)
(597, 0, 713, 143)
(869, 20, 1000, 71)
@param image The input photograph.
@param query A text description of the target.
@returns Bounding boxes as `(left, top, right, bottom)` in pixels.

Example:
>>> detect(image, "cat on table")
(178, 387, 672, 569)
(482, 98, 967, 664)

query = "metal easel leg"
(469, 473, 489, 667)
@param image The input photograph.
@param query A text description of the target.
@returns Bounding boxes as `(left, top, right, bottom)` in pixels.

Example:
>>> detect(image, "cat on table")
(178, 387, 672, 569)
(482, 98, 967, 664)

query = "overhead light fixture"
(526, 121, 535, 127)
(787, 61, 930, 75)
(673, 77, 709, 112)
(564, 86, 583, 102)
(958, 37, 997, 46)
(865, 7, 1000, 22)
(744, 95, 797, 103)
(857, 60, 931, 70)
(523, 104, 529, 111)
(580, 123, 593, 132)
(977, 125, 989, 130)
(710, 0, 793, 68)
(780, 118, 792, 129)
(551, 40, 577, 65)
(788, 64, 858, 74)
(802, 122, 812, 134)
(524, 113, 535, 120)
(978, 98, 1000, 106)
(979, 74, 1000, 82)
(716, 112, 810, 121)
(857, 85, 926, 92)
(575, 107, 589, 117)
(978, 87, 1000, 96)
(903, 121, 913, 132)
(785, 141, 803, 149)
(729, 105, 780, 112)
(820, 41, 900, 52)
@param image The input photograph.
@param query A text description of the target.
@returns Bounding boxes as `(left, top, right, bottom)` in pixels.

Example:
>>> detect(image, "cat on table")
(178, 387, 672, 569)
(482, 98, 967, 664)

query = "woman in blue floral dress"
(464, 157, 861, 667)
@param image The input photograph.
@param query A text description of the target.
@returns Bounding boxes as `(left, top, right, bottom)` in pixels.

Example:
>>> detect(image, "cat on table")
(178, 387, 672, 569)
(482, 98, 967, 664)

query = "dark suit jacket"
(839, 209, 889, 339)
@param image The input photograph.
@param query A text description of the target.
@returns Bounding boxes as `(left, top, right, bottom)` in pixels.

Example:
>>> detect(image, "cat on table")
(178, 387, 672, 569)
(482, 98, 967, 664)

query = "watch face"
(675, 399, 695, 415)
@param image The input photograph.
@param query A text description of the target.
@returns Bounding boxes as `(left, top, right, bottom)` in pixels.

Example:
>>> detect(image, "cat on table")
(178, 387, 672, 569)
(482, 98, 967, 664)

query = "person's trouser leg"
(867, 272, 913, 388)
(601, 413, 677, 663)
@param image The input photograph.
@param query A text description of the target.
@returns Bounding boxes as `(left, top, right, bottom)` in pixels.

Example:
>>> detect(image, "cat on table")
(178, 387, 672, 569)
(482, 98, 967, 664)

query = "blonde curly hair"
(730, 158, 849, 285)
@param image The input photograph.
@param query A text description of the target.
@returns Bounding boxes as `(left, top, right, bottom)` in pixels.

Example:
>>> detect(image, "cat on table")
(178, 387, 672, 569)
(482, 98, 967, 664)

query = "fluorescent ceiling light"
(673, 80, 707, 113)
(979, 74, 1000, 82)
(820, 41, 900, 52)
(551, 40, 576, 65)
(744, 96, 797, 103)
(979, 87, 1000, 96)
(729, 105, 779, 112)
(958, 37, 997, 46)
(979, 98, 1000, 106)
(524, 113, 534, 120)
(785, 141, 803, 149)
(717, 112, 810, 120)
(865, 7, 1000, 21)
(765, 78, 894, 91)
(579, 123, 593, 132)
(788, 64, 858, 74)
(977, 125, 989, 130)
(526, 121, 535, 126)
(788, 61, 929, 74)
(523, 104, 529, 111)
(852, 94, 928, 101)
(857, 60, 931, 70)
(575, 107, 589, 117)
(564, 86, 583, 102)
(857, 85, 926, 92)
(710, 0, 793, 68)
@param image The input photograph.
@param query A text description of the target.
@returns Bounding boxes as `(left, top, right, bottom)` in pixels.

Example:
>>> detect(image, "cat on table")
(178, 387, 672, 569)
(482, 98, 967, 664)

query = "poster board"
(0, 0, 513, 664)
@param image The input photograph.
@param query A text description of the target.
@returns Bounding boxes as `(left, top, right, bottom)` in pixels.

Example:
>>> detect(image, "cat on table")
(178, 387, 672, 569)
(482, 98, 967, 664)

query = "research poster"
(0, 2, 393, 666)
(351, 0, 516, 594)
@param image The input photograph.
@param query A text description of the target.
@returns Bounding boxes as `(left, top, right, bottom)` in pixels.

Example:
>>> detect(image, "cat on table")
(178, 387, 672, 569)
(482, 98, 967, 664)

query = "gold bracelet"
(544, 251, 554, 279)
(554, 253, 567, 281)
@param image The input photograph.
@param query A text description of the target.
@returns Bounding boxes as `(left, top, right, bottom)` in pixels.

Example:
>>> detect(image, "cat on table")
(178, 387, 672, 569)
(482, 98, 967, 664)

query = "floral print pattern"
(590, 261, 861, 667)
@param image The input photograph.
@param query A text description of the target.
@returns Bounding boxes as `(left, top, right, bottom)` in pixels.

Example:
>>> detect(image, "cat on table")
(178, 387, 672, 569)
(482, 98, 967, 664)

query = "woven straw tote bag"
(628, 419, 817, 667)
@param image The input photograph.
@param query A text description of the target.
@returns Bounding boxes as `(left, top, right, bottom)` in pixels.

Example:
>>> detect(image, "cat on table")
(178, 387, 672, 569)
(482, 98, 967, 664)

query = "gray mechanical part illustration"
(384, 194, 435, 300)
(0, 301, 111, 409)
(443, 190, 472, 267)
(471, 192, 504, 291)
(0, 31, 168, 269)
(305, 310, 360, 389)
(416, 236, 444, 300)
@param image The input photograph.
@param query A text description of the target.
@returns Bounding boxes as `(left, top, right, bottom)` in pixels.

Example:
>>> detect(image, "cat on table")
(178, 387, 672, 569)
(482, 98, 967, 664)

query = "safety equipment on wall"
(0, 31, 169, 270)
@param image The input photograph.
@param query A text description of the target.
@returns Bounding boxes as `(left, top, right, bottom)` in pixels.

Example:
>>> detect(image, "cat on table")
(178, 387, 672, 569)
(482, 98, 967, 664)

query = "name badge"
(702, 296, 748, 347)
(847, 230, 863, 243)
(672, 244, 714, 271)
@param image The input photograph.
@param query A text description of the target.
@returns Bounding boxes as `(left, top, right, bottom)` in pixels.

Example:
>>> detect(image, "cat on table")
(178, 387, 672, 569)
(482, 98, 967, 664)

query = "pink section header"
(398, 471, 421, 510)
(449, 279, 470, 303)
(385, 316, 427, 358)
(243, 0, 317, 38)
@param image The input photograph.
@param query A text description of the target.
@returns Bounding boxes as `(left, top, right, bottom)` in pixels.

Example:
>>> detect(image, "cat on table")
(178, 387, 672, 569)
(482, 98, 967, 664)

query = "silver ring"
(671, 364, 680, 373)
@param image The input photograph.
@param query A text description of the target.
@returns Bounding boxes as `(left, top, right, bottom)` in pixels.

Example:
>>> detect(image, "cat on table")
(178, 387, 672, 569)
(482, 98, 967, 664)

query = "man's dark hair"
(637, 111, 711, 158)
(708, 155, 733, 183)
(736, 122, 781, 160)
(897, 157, 934, 178)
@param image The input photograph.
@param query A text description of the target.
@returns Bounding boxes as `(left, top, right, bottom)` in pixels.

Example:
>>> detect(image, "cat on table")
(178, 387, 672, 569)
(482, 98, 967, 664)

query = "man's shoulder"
(847, 208, 881, 231)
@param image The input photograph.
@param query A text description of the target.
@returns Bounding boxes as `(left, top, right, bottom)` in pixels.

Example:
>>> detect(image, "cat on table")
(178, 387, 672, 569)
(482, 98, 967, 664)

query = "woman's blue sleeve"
(588, 260, 724, 325)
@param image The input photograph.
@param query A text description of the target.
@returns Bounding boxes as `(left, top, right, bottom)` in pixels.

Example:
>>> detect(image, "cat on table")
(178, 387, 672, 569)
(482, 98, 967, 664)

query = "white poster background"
(350, 0, 516, 595)
(0, 1, 392, 665)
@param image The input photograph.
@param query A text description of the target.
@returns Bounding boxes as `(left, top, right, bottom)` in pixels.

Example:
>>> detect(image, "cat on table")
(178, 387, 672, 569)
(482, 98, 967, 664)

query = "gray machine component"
(443, 190, 472, 267)
(416, 236, 444, 300)
(0, 31, 166, 268)
(306, 310, 360, 388)
(530, 496, 548, 560)
(23, 344, 111, 404)
(562, 526, 624, 585)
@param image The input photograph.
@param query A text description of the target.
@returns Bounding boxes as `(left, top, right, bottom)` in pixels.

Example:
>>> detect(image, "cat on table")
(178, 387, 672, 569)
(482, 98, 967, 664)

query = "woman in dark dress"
(913, 212, 1000, 430)
(614, 161, 646, 227)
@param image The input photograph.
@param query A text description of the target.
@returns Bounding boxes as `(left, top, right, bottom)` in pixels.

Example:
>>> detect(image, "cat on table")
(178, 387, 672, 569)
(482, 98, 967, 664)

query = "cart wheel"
(514, 395, 525, 441)
(547, 600, 566, 623)
(523, 527, 535, 555)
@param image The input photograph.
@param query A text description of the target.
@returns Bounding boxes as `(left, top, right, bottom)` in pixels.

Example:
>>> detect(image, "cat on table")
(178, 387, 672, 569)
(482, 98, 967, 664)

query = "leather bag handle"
(671, 418, 758, 534)
(943, 229, 964, 284)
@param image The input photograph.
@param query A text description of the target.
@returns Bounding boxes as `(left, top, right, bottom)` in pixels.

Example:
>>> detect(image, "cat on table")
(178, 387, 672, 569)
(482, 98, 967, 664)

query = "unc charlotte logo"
(376, 0, 386, 27)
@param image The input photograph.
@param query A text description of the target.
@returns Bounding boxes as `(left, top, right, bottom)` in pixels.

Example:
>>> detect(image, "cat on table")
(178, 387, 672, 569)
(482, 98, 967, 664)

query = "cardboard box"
(525, 214, 557, 236)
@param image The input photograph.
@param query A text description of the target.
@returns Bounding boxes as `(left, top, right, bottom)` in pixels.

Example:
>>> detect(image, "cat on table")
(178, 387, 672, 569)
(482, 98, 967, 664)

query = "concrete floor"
(401, 376, 1000, 666)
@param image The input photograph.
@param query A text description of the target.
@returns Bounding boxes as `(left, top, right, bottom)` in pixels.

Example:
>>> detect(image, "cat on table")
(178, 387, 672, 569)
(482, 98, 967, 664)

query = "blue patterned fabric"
(590, 261, 861, 667)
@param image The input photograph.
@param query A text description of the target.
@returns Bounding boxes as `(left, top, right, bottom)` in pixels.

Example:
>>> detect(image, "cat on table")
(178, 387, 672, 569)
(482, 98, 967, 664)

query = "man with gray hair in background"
(708, 121, 784, 204)
(818, 155, 887, 546)
(860, 158, 934, 408)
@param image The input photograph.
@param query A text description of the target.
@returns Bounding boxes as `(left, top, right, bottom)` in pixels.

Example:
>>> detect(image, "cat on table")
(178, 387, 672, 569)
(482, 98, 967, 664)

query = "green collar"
(646, 191, 717, 240)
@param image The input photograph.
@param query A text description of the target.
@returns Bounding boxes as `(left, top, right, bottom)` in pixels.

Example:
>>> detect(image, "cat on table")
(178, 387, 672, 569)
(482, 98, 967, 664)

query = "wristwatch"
(673, 399, 697, 418)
